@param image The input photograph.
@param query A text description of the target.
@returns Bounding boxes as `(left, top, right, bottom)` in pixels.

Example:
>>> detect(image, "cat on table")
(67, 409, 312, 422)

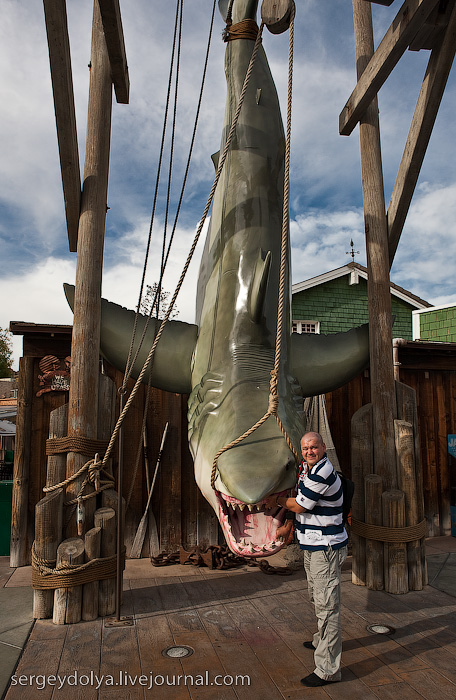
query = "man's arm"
(264, 494, 306, 514)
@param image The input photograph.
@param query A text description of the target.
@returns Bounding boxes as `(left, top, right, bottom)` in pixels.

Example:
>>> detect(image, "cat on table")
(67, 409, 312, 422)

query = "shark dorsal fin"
(249, 250, 271, 322)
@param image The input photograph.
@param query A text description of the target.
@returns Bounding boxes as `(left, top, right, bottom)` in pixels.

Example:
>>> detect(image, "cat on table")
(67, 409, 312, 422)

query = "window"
(292, 320, 320, 334)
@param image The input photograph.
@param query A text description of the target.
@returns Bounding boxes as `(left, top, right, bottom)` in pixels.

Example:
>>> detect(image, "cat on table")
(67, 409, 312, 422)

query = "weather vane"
(346, 239, 360, 260)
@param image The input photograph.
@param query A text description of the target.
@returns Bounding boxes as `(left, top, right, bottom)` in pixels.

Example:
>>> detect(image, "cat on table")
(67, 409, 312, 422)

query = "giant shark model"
(65, 0, 369, 557)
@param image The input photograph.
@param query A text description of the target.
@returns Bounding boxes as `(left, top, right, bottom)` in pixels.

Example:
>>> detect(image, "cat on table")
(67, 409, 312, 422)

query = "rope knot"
(89, 453, 101, 491)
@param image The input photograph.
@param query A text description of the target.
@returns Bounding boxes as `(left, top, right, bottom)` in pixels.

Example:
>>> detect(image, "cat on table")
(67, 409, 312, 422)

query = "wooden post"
(395, 420, 423, 590)
(10, 356, 34, 567)
(53, 537, 85, 624)
(365, 474, 383, 590)
(94, 507, 116, 617)
(395, 381, 427, 585)
(97, 374, 117, 476)
(353, 0, 397, 491)
(33, 489, 64, 619)
(46, 403, 69, 488)
(382, 490, 408, 594)
(351, 403, 373, 585)
(65, 0, 113, 536)
(82, 526, 101, 621)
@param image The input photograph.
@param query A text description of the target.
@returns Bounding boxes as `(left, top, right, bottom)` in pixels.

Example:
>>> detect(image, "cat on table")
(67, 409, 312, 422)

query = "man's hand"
(276, 519, 293, 543)
(264, 495, 278, 510)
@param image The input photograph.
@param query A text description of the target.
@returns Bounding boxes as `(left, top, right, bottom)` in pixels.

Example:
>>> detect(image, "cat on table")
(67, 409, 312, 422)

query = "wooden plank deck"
(4, 538, 456, 699)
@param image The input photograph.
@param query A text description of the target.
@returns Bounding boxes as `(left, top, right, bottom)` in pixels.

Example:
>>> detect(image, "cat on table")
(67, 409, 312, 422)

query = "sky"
(1, 0, 455, 369)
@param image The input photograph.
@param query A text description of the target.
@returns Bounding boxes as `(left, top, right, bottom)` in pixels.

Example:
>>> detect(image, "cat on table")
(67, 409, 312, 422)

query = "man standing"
(265, 431, 347, 687)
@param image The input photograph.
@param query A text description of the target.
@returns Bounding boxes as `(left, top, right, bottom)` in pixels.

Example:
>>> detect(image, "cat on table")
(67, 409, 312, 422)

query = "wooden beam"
(353, 0, 398, 492)
(98, 0, 129, 104)
(9, 356, 34, 567)
(43, 0, 81, 252)
(409, 0, 451, 51)
(387, 1, 456, 265)
(340, 0, 440, 136)
(66, 0, 113, 535)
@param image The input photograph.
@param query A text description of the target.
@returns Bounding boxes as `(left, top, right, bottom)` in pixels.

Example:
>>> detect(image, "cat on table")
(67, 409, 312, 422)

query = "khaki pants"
(303, 545, 347, 681)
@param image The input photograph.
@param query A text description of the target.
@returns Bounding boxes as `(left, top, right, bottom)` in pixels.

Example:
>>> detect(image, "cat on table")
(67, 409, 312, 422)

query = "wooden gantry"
(11, 0, 456, 616)
(343, 0, 456, 592)
(10, 0, 130, 623)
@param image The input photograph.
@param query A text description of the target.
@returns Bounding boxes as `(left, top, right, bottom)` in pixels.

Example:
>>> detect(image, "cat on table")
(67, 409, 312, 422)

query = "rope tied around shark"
(223, 19, 259, 42)
(210, 2, 299, 490)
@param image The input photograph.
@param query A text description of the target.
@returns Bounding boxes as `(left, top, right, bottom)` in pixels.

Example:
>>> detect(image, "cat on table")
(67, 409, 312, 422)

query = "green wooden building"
(292, 262, 430, 339)
(413, 303, 456, 342)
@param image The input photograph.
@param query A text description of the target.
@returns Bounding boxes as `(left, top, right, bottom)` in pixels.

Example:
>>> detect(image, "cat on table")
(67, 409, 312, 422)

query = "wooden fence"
(326, 341, 456, 537)
(11, 331, 456, 564)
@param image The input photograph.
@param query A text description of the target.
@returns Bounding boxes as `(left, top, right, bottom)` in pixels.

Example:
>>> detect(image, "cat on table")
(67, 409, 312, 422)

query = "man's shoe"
(300, 673, 337, 687)
(302, 641, 315, 650)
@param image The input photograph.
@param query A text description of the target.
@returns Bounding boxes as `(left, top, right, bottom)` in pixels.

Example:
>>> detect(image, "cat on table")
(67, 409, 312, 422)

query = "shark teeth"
(221, 495, 264, 512)
(217, 492, 285, 556)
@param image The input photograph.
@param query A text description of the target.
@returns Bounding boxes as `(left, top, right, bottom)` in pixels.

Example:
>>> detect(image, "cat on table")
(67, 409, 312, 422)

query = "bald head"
(301, 432, 326, 467)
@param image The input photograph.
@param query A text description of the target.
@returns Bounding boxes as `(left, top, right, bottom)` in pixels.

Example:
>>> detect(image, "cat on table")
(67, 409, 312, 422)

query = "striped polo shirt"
(294, 454, 348, 551)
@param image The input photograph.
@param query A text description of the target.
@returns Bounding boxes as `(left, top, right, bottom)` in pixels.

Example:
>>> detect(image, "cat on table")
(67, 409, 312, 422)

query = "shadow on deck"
(1, 536, 456, 699)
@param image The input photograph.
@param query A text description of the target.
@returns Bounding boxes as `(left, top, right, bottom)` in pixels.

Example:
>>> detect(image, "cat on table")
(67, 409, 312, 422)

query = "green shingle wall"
(419, 307, 456, 342)
(292, 275, 414, 339)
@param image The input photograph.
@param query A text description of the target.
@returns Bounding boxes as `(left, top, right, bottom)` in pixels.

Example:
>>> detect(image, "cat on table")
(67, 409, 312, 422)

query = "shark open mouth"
(216, 490, 290, 557)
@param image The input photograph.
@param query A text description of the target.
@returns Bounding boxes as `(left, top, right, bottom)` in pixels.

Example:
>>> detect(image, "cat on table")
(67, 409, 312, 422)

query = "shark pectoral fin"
(249, 250, 271, 322)
(63, 284, 198, 394)
(291, 323, 370, 396)
(211, 151, 220, 171)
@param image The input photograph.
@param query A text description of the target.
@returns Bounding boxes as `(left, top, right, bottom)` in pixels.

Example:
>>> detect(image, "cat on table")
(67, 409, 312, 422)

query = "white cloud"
(291, 208, 366, 282)
(2, 0, 456, 372)
(0, 257, 76, 369)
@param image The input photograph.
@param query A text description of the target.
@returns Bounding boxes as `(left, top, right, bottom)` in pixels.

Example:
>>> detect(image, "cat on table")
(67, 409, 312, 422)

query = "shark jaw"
(216, 489, 291, 557)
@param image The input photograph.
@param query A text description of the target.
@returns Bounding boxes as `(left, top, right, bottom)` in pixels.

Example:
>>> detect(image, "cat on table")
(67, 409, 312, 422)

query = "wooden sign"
(36, 355, 71, 397)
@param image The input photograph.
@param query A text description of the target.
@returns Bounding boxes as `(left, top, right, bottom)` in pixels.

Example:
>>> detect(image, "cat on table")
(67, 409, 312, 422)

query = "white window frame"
(292, 320, 320, 334)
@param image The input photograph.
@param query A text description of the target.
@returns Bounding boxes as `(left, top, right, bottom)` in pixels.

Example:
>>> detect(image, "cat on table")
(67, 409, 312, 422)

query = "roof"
(0, 419, 15, 436)
(9, 322, 72, 336)
(292, 262, 431, 310)
(0, 407, 16, 420)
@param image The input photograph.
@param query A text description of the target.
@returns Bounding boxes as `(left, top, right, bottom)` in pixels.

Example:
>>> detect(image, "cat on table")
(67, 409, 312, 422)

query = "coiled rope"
(31, 541, 125, 590)
(351, 518, 427, 542)
(223, 19, 259, 42)
(211, 4, 299, 490)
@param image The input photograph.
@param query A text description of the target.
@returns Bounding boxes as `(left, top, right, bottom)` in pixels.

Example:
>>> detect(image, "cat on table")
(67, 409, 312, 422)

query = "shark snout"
(216, 429, 296, 504)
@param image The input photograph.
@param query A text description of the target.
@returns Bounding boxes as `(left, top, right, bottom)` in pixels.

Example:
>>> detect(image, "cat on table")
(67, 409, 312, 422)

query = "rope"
(122, 0, 182, 390)
(157, 0, 184, 320)
(43, 455, 114, 505)
(211, 5, 299, 490)
(31, 542, 125, 590)
(100, 16, 268, 473)
(107, 1, 217, 518)
(122, 0, 216, 390)
(225, 0, 235, 27)
(350, 518, 427, 543)
(46, 436, 108, 457)
(223, 19, 259, 42)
